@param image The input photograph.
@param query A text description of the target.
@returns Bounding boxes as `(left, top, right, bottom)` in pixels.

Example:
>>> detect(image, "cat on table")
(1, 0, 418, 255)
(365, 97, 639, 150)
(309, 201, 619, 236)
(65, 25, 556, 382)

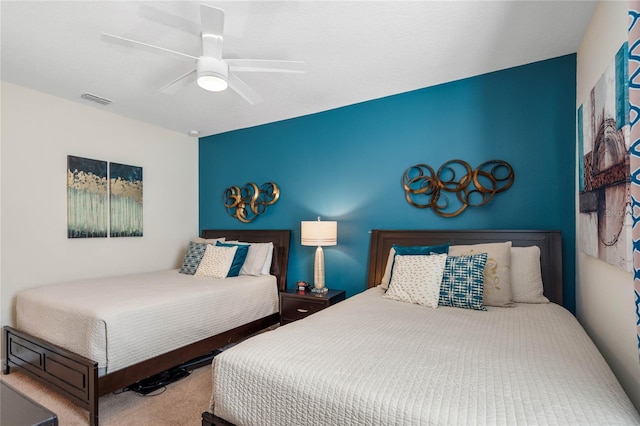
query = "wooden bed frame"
(202, 229, 563, 426)
(367, 229, 563, 303)
(3, 229, 290, 426)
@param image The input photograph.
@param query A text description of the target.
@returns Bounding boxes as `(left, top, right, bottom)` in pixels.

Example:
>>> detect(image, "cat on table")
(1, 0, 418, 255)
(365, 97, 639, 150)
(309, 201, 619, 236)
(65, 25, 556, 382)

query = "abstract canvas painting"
(578, 43, 632, 272)
(109, 162, 143, 237)
(67, 155, 108, 238)
(629, 1, 640, 362)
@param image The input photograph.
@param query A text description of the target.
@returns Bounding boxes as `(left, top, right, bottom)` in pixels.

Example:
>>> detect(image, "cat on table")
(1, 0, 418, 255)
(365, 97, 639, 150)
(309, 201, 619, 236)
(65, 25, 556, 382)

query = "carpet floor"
(1, 364, 212, 425)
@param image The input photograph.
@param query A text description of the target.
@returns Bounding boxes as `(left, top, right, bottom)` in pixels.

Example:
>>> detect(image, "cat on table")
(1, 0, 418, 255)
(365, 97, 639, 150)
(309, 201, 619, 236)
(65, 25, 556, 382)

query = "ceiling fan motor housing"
(197, 56, 229, 91)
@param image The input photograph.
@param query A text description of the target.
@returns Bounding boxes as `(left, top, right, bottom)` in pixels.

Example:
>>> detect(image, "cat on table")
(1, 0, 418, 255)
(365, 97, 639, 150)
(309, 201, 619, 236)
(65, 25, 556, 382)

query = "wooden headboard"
(367, 230, 563, 305)
(200, 229, 291, 292)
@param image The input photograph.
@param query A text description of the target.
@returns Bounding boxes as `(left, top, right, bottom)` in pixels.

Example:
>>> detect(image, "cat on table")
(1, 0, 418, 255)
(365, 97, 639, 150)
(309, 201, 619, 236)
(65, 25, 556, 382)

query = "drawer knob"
(297, 308, 309, 313)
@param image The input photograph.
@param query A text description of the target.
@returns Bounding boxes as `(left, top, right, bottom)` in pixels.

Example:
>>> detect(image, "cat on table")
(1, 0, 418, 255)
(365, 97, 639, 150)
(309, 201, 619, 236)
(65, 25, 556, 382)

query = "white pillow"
(194, 244, 237, 279)
(379, 247, 396, 289)
(383, 253, 447, 308)
(261, 243, 274, 275)
(510, 246, 549, 303)
(449, 241, 513, 307)
(225, 241, 274, 276)
(192, 237, 225, 244)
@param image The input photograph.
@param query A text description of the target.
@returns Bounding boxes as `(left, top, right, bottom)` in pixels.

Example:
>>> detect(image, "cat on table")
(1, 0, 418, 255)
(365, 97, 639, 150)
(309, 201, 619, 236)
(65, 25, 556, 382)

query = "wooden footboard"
(4, 313, 278, 426)
(4, 326, 99, 423)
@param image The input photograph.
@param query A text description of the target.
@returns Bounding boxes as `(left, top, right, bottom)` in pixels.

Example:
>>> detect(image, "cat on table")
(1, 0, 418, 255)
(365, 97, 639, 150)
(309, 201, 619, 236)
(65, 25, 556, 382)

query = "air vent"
(81, 93, 114, 106)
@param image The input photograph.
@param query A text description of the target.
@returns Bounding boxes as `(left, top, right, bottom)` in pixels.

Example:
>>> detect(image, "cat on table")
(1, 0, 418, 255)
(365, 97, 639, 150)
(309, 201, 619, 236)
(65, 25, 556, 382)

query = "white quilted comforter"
(16, 270, 278, 374)
(211, 287, 640, 425)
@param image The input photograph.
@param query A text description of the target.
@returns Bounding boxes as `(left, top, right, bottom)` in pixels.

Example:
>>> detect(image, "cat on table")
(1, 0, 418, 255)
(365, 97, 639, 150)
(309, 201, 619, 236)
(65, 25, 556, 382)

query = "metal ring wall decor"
(402, 160, 514, 218)
(223, 182, 280, 223)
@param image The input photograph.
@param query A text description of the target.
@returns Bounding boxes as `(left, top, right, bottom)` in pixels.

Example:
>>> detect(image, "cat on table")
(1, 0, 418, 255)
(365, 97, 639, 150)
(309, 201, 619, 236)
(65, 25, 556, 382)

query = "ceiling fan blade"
(228, 73, 263, 105)
(200, 5, 225, 59)
(227, 59, 305, 73)
(101, 33, 197, 61)
(159, 69, 197, 94)
(137, 4, 199, 36)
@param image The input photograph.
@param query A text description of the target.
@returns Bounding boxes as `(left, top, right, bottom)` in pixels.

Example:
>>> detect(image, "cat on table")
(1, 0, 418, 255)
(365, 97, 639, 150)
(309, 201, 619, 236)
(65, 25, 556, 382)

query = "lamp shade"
(301, 220, 337, 246)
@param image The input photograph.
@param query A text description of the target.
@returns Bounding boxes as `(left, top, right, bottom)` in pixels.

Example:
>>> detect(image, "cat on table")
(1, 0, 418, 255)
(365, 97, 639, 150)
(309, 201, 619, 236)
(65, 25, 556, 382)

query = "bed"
(3, 229, 290, 426)
(202, 229, 640, 426)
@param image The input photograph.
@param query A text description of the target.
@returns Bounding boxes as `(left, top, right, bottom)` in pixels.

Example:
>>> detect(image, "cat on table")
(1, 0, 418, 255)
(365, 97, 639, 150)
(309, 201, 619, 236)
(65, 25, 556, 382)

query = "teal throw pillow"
(216, 242, 250, 277)
(179, 241, 207, 275)
(439, 253, 487, 311)
(392, 243, 450, 256)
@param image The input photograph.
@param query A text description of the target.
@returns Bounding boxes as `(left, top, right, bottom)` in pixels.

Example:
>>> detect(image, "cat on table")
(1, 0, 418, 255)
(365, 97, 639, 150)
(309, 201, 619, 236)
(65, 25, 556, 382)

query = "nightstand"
(280, 288, 346, 325)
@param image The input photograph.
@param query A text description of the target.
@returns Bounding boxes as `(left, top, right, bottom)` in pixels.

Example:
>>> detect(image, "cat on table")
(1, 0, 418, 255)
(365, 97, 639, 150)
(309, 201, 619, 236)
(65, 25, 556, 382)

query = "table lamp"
(301, 217, 337, 293)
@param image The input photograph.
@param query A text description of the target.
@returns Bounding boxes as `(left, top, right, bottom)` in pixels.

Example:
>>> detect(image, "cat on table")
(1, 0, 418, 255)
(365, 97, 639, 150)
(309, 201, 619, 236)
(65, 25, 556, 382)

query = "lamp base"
(312, 246, 327, 294)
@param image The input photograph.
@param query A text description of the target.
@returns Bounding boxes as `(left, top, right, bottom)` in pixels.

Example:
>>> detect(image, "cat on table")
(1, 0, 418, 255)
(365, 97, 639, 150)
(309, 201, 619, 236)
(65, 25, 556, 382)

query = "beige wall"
(0, 82, 199, 331)
(576, 0, 640, 410)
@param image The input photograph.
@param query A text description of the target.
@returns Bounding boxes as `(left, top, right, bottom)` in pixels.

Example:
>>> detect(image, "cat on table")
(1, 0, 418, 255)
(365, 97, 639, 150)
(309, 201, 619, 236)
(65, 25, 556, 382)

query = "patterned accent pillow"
(439, 253, 488, 311)
(449, 242, 513, 307)
(380, 243, 450, 289)
(384, 254, 447, 308)
(194, 245, 238, 279)
(179, 241, 208, 275)
(215, 242, 250, 277)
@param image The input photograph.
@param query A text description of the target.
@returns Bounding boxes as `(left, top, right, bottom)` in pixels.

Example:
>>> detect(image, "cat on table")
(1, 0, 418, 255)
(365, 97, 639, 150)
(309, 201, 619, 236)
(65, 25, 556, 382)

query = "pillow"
(449, 242, 513, 307)
(225, 241, 274, 276)
(439, 253, 488, 311)
(393, 243, 450, 256)
(179, 237, 226, 275)
(510, 246, 549, 303)
(194, 244, 238, 279)
(379, 243, 450, 289)
(179, 241, 208, 275)
(379, 248, 396, 289)
(261, 243, 274, 275)
(215, 242, 250, 277)
(192, 237, 225, 244)
(383, 253, 447, 308)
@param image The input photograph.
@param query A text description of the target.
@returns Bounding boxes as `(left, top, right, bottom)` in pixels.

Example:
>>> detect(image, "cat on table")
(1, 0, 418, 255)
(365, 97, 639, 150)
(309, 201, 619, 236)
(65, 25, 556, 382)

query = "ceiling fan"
(101, 4, 305, 104)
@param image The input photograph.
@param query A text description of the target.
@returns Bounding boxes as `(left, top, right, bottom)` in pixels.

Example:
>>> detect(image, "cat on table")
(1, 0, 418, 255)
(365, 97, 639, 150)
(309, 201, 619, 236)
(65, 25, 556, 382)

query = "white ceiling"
(1, 1, 596, 138)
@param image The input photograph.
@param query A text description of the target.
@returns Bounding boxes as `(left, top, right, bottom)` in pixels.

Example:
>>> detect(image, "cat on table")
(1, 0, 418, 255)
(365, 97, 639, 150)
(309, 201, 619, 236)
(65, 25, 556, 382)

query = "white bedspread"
(16, 270, 278, 374)
(211, 287, 640, 425)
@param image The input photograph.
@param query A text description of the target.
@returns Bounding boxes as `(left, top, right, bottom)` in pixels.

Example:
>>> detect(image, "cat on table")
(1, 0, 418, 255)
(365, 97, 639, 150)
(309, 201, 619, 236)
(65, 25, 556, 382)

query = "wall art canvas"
(628, 1, 640, 361)
(578, 43, 632, 272)
(109, 162, 143, 237)
(67, 155, 108, 238)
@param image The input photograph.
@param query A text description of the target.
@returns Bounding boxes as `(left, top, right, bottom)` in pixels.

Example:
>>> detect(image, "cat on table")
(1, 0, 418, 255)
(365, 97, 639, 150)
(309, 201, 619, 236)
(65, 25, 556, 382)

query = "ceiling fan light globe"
(196, 56, 228, 92)
(197, 74, 227, 91)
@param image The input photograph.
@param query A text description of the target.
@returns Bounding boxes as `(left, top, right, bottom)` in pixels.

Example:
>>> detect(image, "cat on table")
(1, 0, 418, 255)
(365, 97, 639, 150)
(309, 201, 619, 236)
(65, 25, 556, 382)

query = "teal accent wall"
(200, 54, 577, 313)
